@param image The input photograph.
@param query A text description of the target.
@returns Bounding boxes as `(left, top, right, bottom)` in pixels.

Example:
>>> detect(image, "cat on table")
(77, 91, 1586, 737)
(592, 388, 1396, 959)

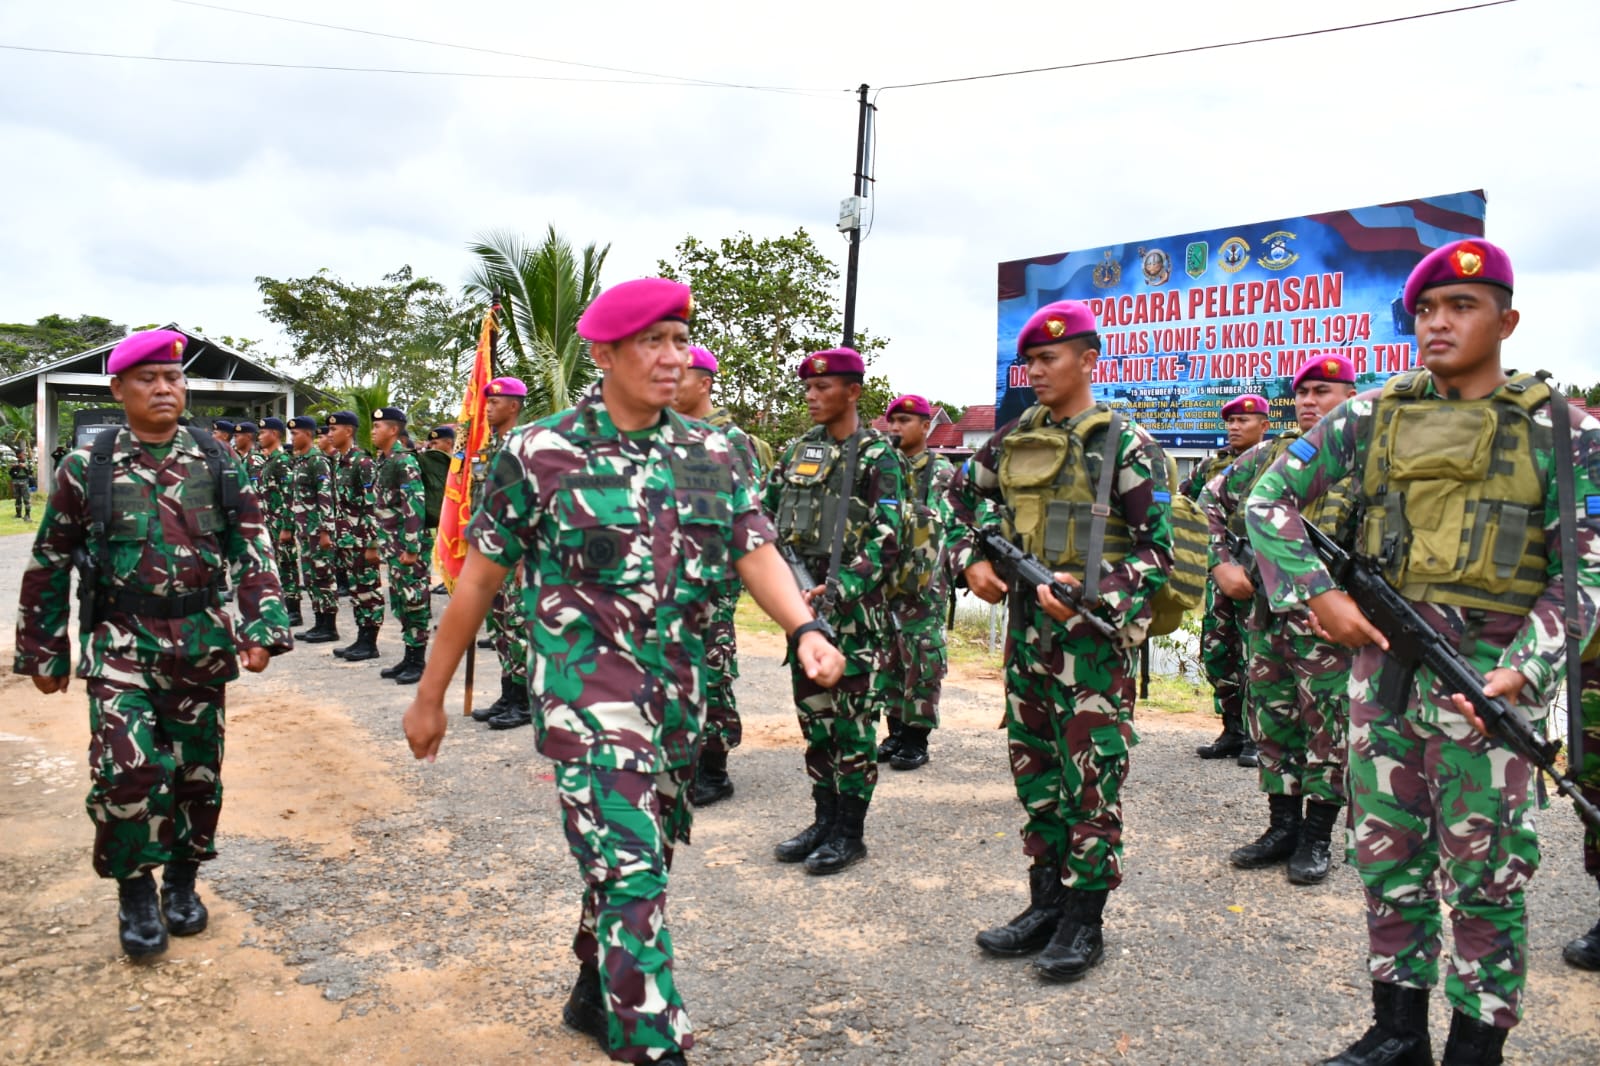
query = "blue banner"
(995, 191, 1488, 447)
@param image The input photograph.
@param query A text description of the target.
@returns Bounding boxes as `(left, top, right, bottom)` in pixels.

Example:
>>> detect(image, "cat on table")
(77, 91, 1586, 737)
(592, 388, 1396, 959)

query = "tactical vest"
(1356, 370, 1550, 615)
(774, 429, 876, 560)
(997, 405, 1131, 573)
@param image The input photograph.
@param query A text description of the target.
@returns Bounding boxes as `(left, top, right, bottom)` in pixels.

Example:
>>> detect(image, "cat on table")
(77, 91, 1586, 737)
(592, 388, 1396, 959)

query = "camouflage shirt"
(467, 382, 775, 773)
(901, 449, 959, 621)
(332, 446, 379, 548)
(1180, 446, 1241, 502)
(704, 406, 765, 483)
(287, 448, 334, 540)
(257, 446, 293, 535)
(1245, 378, 1600, 713)
(13, 428, 291, 681)
(374, 446, 426, 556)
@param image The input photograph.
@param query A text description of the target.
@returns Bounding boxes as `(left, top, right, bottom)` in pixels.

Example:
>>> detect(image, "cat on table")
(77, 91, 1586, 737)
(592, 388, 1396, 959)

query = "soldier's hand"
(800, 585, 825, 606)
(1449, 669, 1527, 737)
(1037, 571, 1080, 623)
(241, 647, 270, 673)
(796, 631, 846, 687)
(363, 547, 380, 564)
(403, 696, 447, 762)
(964, 560, 1008, 604)
(400, 551, 419, 566)
(1306, 589, 1388, 650)
(31, 675, 70, 694)
(1212, 562, 1255, 601)
(319, 531, 332, 549)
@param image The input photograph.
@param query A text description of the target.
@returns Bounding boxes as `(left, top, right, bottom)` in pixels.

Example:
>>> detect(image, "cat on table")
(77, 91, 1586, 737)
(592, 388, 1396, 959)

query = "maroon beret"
(108, 329, 186, 375)
(485, 377, 527, 398)
(797, 348, 865, 379)
(1016, 300, 1097, 356)
(1220, 394, 1270, 419)
(577, 278, 693, 343)
(1402, 239, 1513, 315)
(888, 394, 932, 417)
(1292, 354, 1356, 390)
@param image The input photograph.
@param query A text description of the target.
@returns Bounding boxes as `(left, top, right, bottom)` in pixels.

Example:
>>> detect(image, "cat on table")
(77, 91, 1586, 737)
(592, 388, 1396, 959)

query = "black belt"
(97, 582, 222, 620)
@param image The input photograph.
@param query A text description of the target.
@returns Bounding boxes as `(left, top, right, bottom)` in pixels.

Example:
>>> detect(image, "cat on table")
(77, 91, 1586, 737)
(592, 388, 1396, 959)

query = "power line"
(878, 0, 1519, 91)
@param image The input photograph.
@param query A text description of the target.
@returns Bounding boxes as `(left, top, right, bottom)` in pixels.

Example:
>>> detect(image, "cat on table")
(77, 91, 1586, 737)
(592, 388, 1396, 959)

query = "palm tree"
(338, 375, 391, 454)
(0, 403, 33, 456)
(465, 225, 609, 418)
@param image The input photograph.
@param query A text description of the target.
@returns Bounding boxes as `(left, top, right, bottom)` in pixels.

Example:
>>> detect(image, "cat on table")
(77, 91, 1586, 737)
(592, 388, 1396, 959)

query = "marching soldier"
(288, 416, 340, 644)
(256, 417, 301, 627)
(371, 407, 431, 685)
(472, 377, 534, 729)
(765, 346, 908, 875)
(1199, 357, 1357, 883)
(951, 300, 1172, 982)
(1246, 240, 1600, 1064)
(878, 393, 956, 771)
(1192, 393, 1271, 763)
(1568, 660, 1600, 971)
(9, 454, 32, 519)
(13, 329, 291, 958)
(325, 411, 384, 662)
(402, 278, 843, 1066)
(671, 344, 764, 805)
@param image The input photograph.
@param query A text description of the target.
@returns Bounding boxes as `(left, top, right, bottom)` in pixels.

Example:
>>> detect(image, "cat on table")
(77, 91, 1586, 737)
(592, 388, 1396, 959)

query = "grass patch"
(1141, 673, 1212, 717)
(0, 503, 43, 538)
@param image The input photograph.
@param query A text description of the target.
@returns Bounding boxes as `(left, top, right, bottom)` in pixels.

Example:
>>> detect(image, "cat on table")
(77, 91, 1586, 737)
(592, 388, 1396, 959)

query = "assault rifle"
(70, 546, 100, 638)
(976, 529, 1120, 642)
(1305, 523, 1600, 834)
(1222, 528, 1257, 581)
(779, 544, 820, 597)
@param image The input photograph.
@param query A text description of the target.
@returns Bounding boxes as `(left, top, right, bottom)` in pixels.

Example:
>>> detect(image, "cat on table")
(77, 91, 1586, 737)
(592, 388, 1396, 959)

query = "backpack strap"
(186, 425, 240, 529)
(823, 429, 862, 609)
(1546, 381, 1585, 768)
(1081, 411, 1122, 608)
(87, 427, 120, 574)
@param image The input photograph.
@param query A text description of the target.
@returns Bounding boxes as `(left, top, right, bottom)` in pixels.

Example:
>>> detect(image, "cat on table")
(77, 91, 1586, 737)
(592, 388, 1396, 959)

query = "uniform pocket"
(553, 489, 645, 586)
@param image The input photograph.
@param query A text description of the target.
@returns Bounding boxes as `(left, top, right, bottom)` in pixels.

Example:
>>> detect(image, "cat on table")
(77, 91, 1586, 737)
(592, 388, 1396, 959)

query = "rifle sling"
(1081, 411, 1122, 609)
(823, 430, 860, 609)
(1548, 385, 1585, 767)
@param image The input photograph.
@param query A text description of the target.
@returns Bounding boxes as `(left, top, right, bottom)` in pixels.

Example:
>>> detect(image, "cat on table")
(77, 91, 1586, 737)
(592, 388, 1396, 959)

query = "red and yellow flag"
(435, 305, 497, 591)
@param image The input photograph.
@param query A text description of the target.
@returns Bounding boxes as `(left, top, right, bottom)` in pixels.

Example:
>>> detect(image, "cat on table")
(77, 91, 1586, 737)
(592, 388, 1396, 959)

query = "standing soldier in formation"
(256, 417, 301, 627)
(426, 424, 455, 452)
(877, 393, 956, 771)
(671, 344, 764, 806)
(371, 407, 431, 686)
(1568, 659, 1600, 971)
(9, 453, 32, 519)
(1199, 357, 1357, 884)
(766, 346, 908, 875)
(402, 278, 844, 1066)
(209, 418, 234, 449)
(951, 300, 1172, 982)
(1246, 240, 1600, 1064)
(12, 329, 291, 958)
(1190, 393, 1271, 763)
(233, 421, 261, 480)
(288, 415, 340, 644)
(325, 410, 384, 662)
(470, 377, 534, 730)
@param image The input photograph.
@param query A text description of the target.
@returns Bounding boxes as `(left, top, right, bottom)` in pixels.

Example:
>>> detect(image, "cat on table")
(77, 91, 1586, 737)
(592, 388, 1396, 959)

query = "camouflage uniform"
(288, 446, 337, 616)
(1187, 447, 1252, 748)
(374, 446, 431, 649)
(9, 460, 32, 518)
(699, 405, 764, 757)
(467, 383, 773, 1064)
(764, 424, 907, 806)
(12, 428, 291, 879)
(332, 445, 383, 630)
(1246, 377, 1600, 1027)
(478, 430, 529, 685)
(258, 445, 298, 605)
(949, 407, 1172, 896)
(884, 450, 957, 732)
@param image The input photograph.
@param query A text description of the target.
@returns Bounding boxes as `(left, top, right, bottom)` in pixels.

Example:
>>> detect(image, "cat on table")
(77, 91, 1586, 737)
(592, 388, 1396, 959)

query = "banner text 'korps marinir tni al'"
(995, 190, 1488, 448)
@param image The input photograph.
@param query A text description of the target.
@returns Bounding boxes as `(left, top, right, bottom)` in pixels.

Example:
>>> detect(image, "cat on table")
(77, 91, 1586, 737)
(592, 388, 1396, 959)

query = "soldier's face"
(1293, 381, 1356, 431)
(595, 321, 690, 414)
(1225, 413, 1267, 450)
(260, 430, 281, 450)
(372, 421, 397, 450)
(109, 365, 186, 434)
(1413, 283, 1519, 383)
(886, 412, 928, 452)
(428, 438, 452, 452)
(671, 368, 713, 415)
(485, 395, 522, 432)
(291, 428, 312, 452)
(234, 433, 255, 454)
(1022, 341, 1095, 410)
(329, 424, 353, 449)
(803, 376, 859, 425)
(317, 434, 335, 454)
(212, 429, 232, 445)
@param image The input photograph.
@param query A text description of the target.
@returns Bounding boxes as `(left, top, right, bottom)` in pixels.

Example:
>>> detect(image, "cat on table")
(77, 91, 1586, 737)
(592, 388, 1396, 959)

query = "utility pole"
(840, 83, 873, 349)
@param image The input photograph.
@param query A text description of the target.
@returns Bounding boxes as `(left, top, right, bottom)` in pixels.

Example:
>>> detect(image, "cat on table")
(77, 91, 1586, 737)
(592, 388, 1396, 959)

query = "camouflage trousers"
(1005, 609, 1138, 892)
(333, 542, 383, 629)
(296, 534, 338, 615)
(1580, 658, 1600, 879)
(274, 529, 302, 603)
(13, 481, 30, 516)
(883, 613, 947, 730)
(85, 676, 225, 880)
(1200, 580, 1248, 728)
(1347, 645, 1541, 1028)
(488, 567, 528, 682)
(557, 762, 694, 1064)
(701, 583, 741, 755)
(790, 654, 881, 802)
(1244, 621, 1350, 804)
(384, 533, 433, 648)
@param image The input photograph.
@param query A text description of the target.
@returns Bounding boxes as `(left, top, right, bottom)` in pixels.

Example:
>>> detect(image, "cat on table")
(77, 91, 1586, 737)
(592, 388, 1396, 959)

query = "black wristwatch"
(788, 617, 837, 653)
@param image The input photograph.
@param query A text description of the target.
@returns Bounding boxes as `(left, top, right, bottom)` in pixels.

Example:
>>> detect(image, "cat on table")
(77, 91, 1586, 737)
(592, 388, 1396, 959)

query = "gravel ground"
(2, 528, 1598, 1065)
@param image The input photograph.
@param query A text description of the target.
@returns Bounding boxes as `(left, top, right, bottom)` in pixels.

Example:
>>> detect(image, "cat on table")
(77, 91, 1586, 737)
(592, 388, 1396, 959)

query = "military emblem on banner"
(1139, 247, 1171, 286)
(1092, 250, 1122, 289)
(1257, 231, 1300, 271)
(1219, 237, 1250, 274)
(1185, 241, 1208, 279)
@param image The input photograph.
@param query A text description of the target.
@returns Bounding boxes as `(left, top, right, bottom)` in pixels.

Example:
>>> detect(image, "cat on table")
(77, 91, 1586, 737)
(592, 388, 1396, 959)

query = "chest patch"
(794, 444, 828, 478)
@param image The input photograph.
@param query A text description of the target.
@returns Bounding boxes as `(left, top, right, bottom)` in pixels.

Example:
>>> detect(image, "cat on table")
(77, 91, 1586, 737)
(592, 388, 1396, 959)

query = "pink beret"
(1292, 354, 1356, 390)
(1016, 300, 1098, 356)
(1220, 394, 1270, 418)
(577, 278, 693, 343)
(485, 377, 527, 398)
(797, 347, 865, 379)
(888, 394, 932, 418)
(686, 345, 719, 373)
(108, 329, 186, 376)
(1402, 239, 1513, 315)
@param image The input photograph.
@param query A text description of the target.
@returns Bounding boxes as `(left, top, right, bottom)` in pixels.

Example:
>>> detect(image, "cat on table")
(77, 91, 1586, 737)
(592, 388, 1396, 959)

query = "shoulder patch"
(1586, 495, 1600, 517)
(1152, 490, 1171, 503)
(1287, 439, 1318, 463)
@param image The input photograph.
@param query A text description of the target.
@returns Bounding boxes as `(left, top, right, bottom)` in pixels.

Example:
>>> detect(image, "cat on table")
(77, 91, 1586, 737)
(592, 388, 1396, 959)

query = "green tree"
(465, 225, 609, 419)
(0, 314, 127, 376)
(0, 403, 34, 455)
(657, 228, 890, 446)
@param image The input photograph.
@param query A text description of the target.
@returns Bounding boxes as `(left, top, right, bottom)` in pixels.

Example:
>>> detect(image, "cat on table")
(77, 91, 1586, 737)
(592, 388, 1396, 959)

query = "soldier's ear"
(1498, 307, 1520, 341)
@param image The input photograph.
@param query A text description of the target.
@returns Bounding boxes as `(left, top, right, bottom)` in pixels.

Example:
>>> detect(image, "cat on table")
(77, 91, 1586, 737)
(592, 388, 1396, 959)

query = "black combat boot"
(1321, 982, 1433, 1065)
(975, 863, 1065, 957)
(1196, 707, 1247, 759)
(472, 675, 514, 723)
(117, 872, 168, 958)
(1440, 1011, 1508, 1066)
(160, 860, 209, 936)
(336, 625, 381, 662)
(774, 788, 837, 863)
(1237, 738, 1260, 767)
(298, 610, 339, 644)
(487, 680, 531, 730)
(877, 717, 905, 763)
(391, 644, 426, 686)
(691, 749, 734, 807)
(561, 961, 606, 1047)
(1288, 800, 1342, 884)
(284, 598, 303, 629)
(889, 726, 930, 771)
(804, 793, 869, 875)
(1564, 915, 1600, 970)
(1230, 793, 1303, 868)
(379, 647, 408, 679)
(1033, 888, 1107, 982)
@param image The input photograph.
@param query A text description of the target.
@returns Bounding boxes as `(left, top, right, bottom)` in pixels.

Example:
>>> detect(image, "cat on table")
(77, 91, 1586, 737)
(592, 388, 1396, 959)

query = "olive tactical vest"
(1224, 431, 1355, 542)
(997, 405, 1132, 573)
(773, 428, 877, 560)
(1357, 370, 1550, 615)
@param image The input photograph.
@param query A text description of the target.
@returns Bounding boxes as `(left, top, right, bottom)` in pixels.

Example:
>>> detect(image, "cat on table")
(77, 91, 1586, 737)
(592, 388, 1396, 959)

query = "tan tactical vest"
(1357, 370, 1550, 615)
(997, 405, 1132, 573)
(774, 429, 876, 559)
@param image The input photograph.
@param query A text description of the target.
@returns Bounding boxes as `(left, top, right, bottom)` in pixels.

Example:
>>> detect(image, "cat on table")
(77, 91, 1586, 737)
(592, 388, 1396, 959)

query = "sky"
(2, 0, 1596, 407)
